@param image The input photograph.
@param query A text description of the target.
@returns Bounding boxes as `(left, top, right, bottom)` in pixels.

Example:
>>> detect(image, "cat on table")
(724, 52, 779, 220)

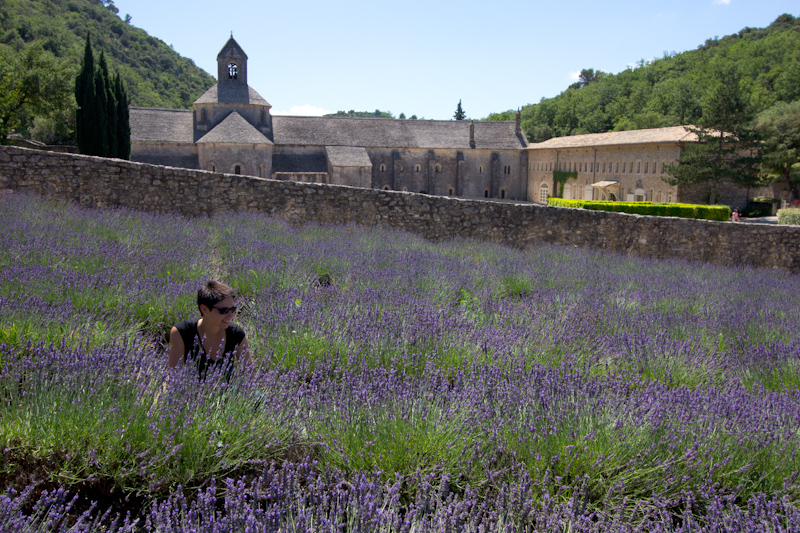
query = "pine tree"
(454, 100, 466, 120)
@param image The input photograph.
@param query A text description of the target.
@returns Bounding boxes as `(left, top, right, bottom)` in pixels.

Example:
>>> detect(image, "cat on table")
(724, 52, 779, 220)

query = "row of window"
(380, 185, 508, 199)
(378, 164, 497, 175)
(535, 160, 670, 175)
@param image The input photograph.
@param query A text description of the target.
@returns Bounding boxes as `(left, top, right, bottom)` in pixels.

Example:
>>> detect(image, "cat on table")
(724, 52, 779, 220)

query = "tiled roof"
(272, 117, 528, 150)
(193, 84, 271, 106)
(325, 146, 372, 167)
(527, 126, 699, 150)
(197, 111, 272, 144)
(129, 107, 194, 143)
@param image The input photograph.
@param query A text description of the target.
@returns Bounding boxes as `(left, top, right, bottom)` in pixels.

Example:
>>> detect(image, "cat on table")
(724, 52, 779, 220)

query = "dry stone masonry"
(1, 145, 799, 273)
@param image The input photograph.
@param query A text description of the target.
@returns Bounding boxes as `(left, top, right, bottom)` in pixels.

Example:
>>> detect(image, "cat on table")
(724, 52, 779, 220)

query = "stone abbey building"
(131, 37, 782, 208)
(131, 37, 530, 201)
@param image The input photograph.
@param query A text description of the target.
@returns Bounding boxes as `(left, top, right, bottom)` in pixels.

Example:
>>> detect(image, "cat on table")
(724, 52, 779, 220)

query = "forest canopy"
(485, 14, 800, 143)
(0, 0, 215, 143)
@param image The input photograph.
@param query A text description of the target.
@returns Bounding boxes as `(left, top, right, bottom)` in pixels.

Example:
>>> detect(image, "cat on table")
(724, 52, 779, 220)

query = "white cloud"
(713, 0, 731, 5)
(271, 104, 331, 116)
(568, 70, 581, 81)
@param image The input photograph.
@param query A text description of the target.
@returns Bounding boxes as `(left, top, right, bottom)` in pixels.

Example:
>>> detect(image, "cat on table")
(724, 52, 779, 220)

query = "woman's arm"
(168, 326, 185, 368)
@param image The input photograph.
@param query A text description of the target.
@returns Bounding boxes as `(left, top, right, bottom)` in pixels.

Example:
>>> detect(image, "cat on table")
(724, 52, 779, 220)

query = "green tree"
(76, 33, 96, 154)
(664, 70, 762, 202)
(76, 34, 130, 158)
(0, 43, 73, 144)
(454, 100, 466, 120)
(114, 73, 130, 159)
(755, 100, 800, 200)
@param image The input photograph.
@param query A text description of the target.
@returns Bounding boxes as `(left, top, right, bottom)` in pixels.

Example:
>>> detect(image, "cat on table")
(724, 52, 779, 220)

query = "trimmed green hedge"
(548, 199, 731, 221)
(777, 208, 800, 226)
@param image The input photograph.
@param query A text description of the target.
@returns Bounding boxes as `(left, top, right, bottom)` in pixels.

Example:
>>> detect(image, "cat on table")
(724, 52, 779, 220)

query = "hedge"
(777, 208, 800, 226)
(547, 199, 731, 221)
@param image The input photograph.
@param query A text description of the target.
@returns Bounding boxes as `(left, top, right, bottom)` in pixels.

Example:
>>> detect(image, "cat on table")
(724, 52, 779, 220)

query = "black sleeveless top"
(175, 319, 246, 379)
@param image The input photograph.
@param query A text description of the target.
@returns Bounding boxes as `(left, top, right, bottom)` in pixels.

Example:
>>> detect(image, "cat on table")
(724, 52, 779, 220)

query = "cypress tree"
(92, 59, 109, 157)
(98, 52, 117, 158)
(75, 33, 95, 155)
(114, 73, 130, 159)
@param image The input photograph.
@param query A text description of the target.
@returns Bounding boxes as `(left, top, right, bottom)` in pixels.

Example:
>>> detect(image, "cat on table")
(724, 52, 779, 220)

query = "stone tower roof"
(197, 111, 272, 144)
(218, 36, 247, 60)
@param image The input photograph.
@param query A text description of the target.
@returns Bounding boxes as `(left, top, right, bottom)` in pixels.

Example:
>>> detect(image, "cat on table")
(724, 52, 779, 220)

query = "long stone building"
(131, 37, 530, 201)
(131, 37, 785, 208)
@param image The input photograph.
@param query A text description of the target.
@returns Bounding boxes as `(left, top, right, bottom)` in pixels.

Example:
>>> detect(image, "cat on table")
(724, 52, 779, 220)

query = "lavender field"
(2, 193, 800, 532)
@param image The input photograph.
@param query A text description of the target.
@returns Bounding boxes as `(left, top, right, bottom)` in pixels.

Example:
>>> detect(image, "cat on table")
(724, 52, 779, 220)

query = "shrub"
(547, 199, 730, 221)
(777, 207, 800, 226)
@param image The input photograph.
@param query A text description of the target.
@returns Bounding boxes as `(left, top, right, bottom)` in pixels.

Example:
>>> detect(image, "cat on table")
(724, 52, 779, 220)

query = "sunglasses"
(212, 305, 238, 315)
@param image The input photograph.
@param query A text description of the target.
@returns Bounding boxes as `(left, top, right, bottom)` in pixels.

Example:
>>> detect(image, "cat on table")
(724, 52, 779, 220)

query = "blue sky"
(113, 0, 798, 120)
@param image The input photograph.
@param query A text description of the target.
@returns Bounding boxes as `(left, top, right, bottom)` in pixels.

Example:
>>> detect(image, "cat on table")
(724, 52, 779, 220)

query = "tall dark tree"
(663, 69, 762, 202)
(75, 34, 130, 159)
(114, 73, 130, 159)
(454, 100, 466, 120)
(98, 52, 117, 158)
(75, 33, 95, 153)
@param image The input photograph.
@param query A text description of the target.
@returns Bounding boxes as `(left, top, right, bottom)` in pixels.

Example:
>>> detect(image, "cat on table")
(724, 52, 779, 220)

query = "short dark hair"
(197, 280, 237, 311)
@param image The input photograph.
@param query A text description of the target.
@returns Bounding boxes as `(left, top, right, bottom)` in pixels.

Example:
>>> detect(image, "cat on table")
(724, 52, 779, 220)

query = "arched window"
(484, 189, 489, 198)
(644, 161, 649, 173)
(379, 163, 386, 172)
(634, 188, 645, 202)
(435, 164, 442, 173)
(234, 164, 242, 175)
(539, 183, 549, 203)
(209, 162, 216, 172)
(228, 63, 238, 79)
(501, 189, 506, 199)
(415, 164, 421, 172)
(448, 187, 454, 195)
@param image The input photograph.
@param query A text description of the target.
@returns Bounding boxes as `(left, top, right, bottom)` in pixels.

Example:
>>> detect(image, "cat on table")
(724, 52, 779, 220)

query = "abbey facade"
(130, 37, 529, 201)
(131, 38, 783, 208)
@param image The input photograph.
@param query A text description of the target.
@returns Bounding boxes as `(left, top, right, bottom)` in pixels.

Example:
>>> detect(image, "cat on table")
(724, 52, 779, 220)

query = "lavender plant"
(2, 192, 800, 530)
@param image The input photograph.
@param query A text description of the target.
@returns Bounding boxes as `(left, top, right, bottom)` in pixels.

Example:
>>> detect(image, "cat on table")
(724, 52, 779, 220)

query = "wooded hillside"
(0, 0, 215, 141)
(486, 14, 800, 142)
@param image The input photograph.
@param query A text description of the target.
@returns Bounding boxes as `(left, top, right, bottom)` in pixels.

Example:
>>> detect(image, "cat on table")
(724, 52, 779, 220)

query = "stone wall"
(2, 145, 799, 273)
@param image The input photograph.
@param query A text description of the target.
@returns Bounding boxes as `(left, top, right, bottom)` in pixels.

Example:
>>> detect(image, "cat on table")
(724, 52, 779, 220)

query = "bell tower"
(217, 35, 247, 88)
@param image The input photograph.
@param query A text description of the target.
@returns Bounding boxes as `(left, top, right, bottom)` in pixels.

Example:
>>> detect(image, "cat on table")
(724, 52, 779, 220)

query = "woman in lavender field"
(168, 280, 250, 377)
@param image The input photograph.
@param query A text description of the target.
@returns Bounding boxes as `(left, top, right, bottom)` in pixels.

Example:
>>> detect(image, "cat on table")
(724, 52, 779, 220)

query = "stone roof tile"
(129, 107, 194, 143)
(197, 111, 272, 144)
(272, 117, 527, 150)
(325, 146, 372, 167)
(528, 126, 698, 150)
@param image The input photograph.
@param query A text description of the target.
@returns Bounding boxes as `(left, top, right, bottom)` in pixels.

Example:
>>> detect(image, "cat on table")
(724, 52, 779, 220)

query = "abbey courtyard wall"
(1, 145, 799, 273)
